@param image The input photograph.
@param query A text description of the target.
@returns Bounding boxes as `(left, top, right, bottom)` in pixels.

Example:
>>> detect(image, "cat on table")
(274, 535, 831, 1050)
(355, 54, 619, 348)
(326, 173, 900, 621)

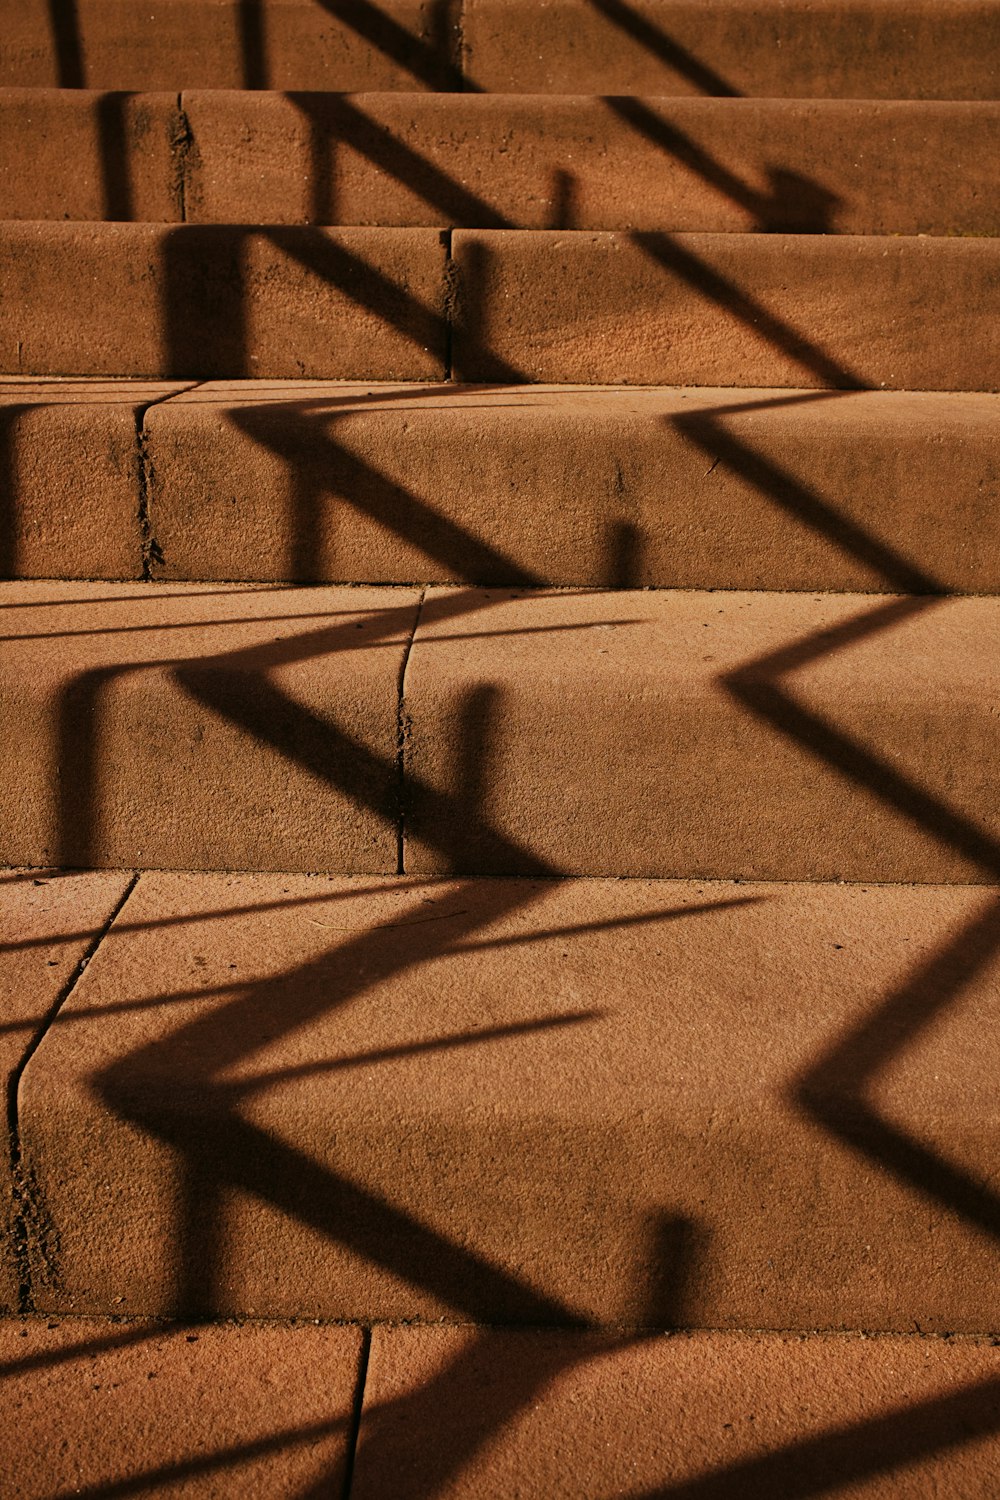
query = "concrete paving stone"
(0, 222, 448, 380)
(0, 1316, 363, 1497)
(144, 383, 1000, 592)
(182, 91, 1000, 236)
(0, 870, 132, 1310)
(356, 1326, 1000, 1498)
(17, 870, 1000, 1329)
(0, 0, 459, 90)
(405, 587, 1000, 883)
(0, 581, 419, 872)
(451, 230, 1000, 391)
(0, 378, 190, 579)
(0, 89, 182, 221)
(464, 0, 1000, 99)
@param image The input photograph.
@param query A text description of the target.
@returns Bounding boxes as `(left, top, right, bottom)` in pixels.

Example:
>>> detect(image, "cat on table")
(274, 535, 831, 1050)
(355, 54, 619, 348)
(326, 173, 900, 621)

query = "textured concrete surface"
(0, 222, 449, 379)
(0, 581, 419, 872)
(0, 378, 190, 579)
(0, 89, 182, 221)
(182, 92, 1000, 236)
(144, 383, 1000, 592)
(0, 0, 459, 90)
(0, 1317, 363, 1497)
(405, 587, 1000, 883)
(451, 230, 1000, 390)
(18, 871, 1000, 1329)
(464, 0, 1000, 99)
(0, 870, 132, 1310)
(356, 1326, 1000, 1498)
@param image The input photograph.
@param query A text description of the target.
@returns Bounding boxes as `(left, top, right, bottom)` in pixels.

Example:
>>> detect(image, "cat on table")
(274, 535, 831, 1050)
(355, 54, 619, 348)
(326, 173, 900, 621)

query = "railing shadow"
(9, 3, 1000, 1498)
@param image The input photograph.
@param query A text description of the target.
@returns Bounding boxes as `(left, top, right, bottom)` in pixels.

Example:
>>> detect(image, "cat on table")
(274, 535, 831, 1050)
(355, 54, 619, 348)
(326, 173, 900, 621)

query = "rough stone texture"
(451, 230, 1000, 391)
(18, 871, 1000, 1329)
(145, 383, 1000, 593)
(183, 91, 1000, 236)
(0, 223, 449, 380)
(464, 0, 1000, 99)
(405, 587, 1000, 883)
(0, 89, 182, 221)
(0, 581, 419, 872)
(0, 1317, 363, 1497)
(356, 1327, 1000, 1498)
(0, 0, 460, 90)
(0, 870, 132, 1310)
(0, 379, 190, 579)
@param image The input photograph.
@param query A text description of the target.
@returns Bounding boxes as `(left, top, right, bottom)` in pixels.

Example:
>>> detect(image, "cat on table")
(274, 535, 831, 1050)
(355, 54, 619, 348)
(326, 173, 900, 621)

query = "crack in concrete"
(8, 872, 140, 1313)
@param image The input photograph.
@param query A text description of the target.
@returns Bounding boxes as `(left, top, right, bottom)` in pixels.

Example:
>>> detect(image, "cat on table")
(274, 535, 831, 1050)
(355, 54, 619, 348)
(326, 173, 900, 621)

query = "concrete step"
(8, 869, 1000, 1330)
(7, 378, 998, 593)
(6, 90, 998, 237)
(450, 230, 1000, 391)
(5, 224, 999, 387)
(0, 581, 420, 875)
(4, 582, 1000, 883)
(3, 0, 998, 98)
(3, 1319, 1000, 1499)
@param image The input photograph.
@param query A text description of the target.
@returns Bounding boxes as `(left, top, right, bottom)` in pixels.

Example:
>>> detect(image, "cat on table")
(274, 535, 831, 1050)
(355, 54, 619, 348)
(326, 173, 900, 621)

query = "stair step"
(4, 0, 998, 98)
(404, 586, 1000, 884)
(8, 379, 997, 592)
(0, 581, 419, 874)
(4, 581, 1000, 881)
(6, 89, 999, 236)
(6, 224, 999, 387)
(0, 868, 134, 1307)
(4, 1320, 999, 1498)
(451, 230, 1000, 391)
(12, 869, 1000, 1328)
(353, 1327, 1000, 1498)
(0, 1316, 363, 1496)
(0, 223, 449, 380)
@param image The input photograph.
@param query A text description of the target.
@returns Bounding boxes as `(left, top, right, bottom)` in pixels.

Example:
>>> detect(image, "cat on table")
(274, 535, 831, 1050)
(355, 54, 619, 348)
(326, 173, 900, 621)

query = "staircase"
(3, 1, 1000, 1493)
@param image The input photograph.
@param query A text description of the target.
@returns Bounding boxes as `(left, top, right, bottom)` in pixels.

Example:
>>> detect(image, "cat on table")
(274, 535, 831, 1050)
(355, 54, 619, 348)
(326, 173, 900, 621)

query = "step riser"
(4, 583, 999, 884)
(452, 231, 1000, 391)
(17, 871, 1000, 1329)
(4, 0, 999, 98)
(6, 91, 999, 237)
(1, 224, 449, 381)
(6, 226, 999, 389)
(8, 382, 996, 594)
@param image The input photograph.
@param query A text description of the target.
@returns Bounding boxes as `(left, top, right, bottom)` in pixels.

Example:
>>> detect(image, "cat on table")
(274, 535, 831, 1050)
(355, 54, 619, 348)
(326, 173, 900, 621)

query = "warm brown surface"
(0, 0, 459, 91)
(356, 1326, 1000, 1498)
(4, 0, 998, 97)
(0, 223, 449, 379)
(452, 230, 1000, 390)
(0, 89, 182, 221)
(182, 92, 1000, 236)
(0, 379, 191, 579)
(0, 1316, 363, 1497)
(464, 0, 1000, 99)
(0, 870, 131, 1310)
(0, 581, 419, 872)
(144, 383, 1000, 592)
(405, 587, 1000, 883)
(19, 871, 1000, 1328)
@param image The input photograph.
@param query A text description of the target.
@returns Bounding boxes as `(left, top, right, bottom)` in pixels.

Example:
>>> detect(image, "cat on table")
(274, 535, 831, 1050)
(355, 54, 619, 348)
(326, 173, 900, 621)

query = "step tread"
(0, 1316, 363, 1498)
(10, 869, 1000, 1329)
(4, 1316, 998, 1497)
